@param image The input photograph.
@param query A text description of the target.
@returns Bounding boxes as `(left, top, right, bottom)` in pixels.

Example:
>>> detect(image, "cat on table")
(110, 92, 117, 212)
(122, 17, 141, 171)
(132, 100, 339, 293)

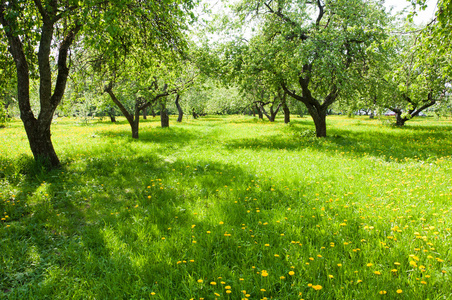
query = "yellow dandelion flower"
(366, 263, 373, 267)
(396, 289, 402, 294)
(261, 270, 269, 277)
(289, 271, 295, 276)
(210, 282, 217, 285)
(197, 279, 203, 283)
(312, 285, 322, 291)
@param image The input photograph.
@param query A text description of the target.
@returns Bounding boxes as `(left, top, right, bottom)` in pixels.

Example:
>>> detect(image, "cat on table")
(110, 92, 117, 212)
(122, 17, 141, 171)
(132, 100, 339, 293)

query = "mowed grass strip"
(0, 115, 451, 299)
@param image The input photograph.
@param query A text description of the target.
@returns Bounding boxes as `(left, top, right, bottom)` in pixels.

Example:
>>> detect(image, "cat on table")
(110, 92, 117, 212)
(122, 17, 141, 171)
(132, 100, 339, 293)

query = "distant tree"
(383, 30, 450, 126)
(225, 0, 390, 136)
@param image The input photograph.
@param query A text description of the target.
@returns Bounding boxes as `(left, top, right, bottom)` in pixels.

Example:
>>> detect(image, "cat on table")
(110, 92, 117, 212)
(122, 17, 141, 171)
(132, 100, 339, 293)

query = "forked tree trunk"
(395, 113, 407, 126)
(0, 8, 81, 169)
(175, 94, 183, 122)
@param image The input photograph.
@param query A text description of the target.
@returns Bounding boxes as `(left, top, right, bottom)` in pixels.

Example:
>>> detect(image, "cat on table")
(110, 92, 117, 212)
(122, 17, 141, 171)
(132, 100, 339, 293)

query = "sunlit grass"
(1, 115, 451, 299)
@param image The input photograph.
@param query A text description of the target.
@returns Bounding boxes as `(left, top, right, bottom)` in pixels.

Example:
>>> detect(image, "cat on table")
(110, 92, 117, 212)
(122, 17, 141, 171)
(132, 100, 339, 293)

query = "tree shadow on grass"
(224, 122, 452, 162)
(97, 126, 199, 147)
(0, 146, 267, 299)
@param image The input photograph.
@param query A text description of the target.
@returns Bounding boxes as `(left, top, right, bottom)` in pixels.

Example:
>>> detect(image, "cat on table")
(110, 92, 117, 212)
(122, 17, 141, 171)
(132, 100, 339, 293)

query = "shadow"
(0, 145, 262, 298)
(98, 126, 199, 147)
(223, 120, 452, 162)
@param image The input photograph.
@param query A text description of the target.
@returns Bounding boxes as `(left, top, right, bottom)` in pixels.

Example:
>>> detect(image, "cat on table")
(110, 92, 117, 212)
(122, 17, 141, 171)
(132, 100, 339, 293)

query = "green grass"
(1, 115, 451, 299)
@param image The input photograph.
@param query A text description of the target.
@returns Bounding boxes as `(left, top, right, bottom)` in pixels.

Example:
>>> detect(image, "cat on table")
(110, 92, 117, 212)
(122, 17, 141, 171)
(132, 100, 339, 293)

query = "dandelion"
(366, 263, 373, 267)
(379, 291, 387, 295)
(261, 270, 269, 277)
(197, 279, 203, 283)
(210, 282, 217, 285)
(396, 289, 402, 294)
(289, 271, 295, 276)
(312, 285, 322, 291)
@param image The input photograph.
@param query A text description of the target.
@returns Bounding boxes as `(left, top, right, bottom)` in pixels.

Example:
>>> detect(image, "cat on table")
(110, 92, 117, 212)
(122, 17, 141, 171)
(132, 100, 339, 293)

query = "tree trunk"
(0, 8, 80, 169)
(192, 108, 198, 119)
(109, 107, 116, 122)
(132, 101, 140, 138)
(143, 107, 147, 120)
(160, 101, 169, 128)
(306, 105, 327, 137)
(282, 94, 290, 123)
(175, 94, 183, 122)
(395, 113, 407, 126)
(104, 83, 138, 138)
(26, 120, 60, 167)
(256, 104, 263, 119)
(151, 109, 156, 118)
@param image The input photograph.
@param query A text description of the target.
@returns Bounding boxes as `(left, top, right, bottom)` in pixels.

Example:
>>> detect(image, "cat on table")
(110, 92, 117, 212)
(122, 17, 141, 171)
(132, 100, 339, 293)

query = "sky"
(383, 0, 438, 24)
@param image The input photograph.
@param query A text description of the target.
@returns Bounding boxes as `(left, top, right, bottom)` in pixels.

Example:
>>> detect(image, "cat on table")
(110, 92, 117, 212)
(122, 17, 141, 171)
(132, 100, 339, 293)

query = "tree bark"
(109, 107, 116, 122)
(282, 81, 337, 137)
(104, 83, 139, 138)
(0, 5, 81, 168)
(160, 101, 169, 127)
(192, 108, 199, 119)
(142, 107, 147, 120)
(395, 113, 407, 126)
(308, 106, 327, 137)
(282, 93, 290, 123)
(175, 94, 183, 122)
(255, 104, 263, 119)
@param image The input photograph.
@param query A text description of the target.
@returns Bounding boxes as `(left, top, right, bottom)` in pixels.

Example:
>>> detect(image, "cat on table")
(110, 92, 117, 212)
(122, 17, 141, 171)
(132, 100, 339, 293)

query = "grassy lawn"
(1, 115, 451, 299)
